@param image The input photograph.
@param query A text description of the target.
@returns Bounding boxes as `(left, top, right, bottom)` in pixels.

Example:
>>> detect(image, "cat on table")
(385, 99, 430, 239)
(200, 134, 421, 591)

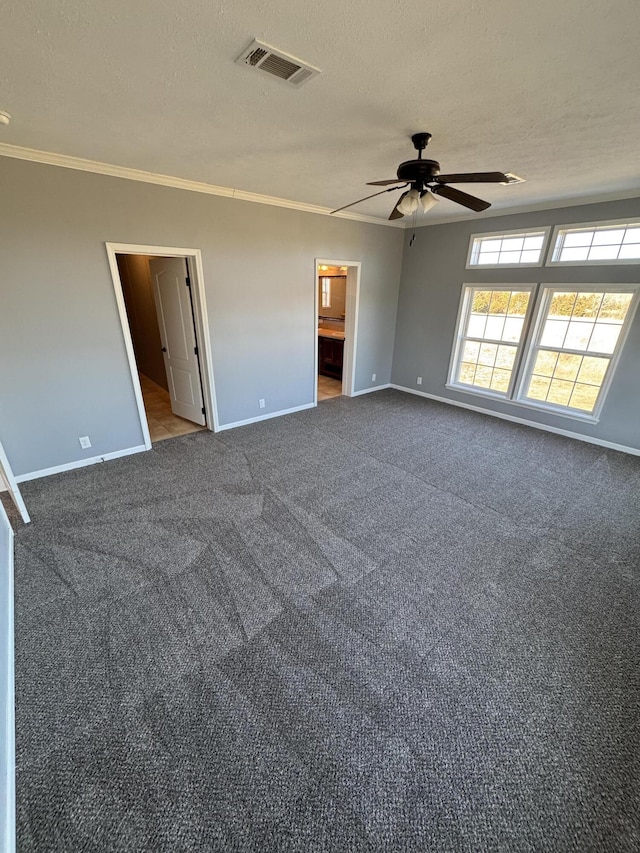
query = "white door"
(149, 257, 206, 426)
(0, 437, 30, 524)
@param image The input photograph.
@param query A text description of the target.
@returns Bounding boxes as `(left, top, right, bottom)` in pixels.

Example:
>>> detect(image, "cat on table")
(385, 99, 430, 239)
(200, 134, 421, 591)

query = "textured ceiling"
(2, 0, 640, 223)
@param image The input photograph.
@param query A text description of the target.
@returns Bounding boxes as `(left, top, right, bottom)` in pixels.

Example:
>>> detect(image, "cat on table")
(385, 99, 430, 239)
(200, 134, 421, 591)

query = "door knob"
(161, 347, 167, 352)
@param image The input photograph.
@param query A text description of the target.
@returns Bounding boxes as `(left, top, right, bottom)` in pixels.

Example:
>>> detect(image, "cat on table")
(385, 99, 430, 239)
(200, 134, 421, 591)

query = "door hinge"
(185, 276, 191, 287)
(194, 346, 199, 355)
(202, 406, 206, 415)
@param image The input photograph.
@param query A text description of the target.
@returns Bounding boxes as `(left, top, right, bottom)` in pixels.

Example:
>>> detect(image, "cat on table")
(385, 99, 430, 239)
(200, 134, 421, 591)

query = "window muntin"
(550, 221, 640, 264)
(452, 287, 533, 395)
(467, 230, 548, 268)
(519, 289, 636, 415)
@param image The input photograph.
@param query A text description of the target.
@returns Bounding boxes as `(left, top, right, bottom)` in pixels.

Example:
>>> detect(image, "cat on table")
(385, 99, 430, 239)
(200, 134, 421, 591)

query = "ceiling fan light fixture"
(419, 190, 439, 212)
(397, 188, 420, 215)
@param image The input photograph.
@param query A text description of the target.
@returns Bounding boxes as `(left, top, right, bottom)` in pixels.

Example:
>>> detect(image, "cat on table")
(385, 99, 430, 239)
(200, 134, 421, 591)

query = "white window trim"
(465, 226, 552, 270)
(447, 284, 537, 400)
(448, 282, 640, 423)
(547, 217, 640, 267)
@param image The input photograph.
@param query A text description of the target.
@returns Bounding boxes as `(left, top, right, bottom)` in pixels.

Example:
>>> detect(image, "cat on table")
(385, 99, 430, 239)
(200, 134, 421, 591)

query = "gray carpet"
(13, 390, 640, 851)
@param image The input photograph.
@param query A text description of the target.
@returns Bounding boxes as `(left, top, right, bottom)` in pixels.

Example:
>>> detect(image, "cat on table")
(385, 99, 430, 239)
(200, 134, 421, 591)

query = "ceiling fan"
(331, 132, 519, 220)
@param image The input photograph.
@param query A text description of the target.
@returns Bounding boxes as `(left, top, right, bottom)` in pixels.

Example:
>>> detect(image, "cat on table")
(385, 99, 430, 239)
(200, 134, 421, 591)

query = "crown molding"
(0, 142, 404, 229)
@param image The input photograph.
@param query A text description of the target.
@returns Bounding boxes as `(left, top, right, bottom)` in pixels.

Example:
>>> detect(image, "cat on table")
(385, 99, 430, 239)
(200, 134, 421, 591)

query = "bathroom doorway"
(315, 260, 360, 404)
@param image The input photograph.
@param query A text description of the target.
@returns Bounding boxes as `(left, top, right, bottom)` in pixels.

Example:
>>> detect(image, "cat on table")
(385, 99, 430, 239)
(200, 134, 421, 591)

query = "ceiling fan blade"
(389, 191, 408, 220)
(435, 172, 508, 184)
(432, 184, 491, 212)
(331, 189, 394, 214)
(330, 185, 408, 215)
(366, 179, 407, 186)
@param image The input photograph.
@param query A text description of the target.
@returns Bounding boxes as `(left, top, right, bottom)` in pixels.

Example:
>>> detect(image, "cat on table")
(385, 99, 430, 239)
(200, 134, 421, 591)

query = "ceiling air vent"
(235, 39, 321, 87)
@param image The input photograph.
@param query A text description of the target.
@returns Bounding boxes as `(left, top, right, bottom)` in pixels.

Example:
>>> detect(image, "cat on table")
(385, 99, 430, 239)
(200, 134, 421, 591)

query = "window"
(449, 284, 639, 420)
(519, 288, 637, 415)
(450, 286, 534, 396)
(321, 277, 331, 308)
(467, 229, 549, 268)
(549, 220, 640, 265)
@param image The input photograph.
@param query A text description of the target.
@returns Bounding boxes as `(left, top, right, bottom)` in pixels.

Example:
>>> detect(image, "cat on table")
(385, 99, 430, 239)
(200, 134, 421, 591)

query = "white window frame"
(447, 284, 537, 402)
(514, 283, 640, 421)
(547, 218, 640, 266)
(321, 277, 331, 308)
(466, 226, 551, 270)
(448, 282, 640, 423)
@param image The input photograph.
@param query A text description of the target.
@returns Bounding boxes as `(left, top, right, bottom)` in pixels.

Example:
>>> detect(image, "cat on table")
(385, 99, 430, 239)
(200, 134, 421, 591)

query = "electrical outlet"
(371, 373, 377, 382)
(79, 436, 92, 449)
(259, 399, 265, 409)
(417, 377, 423, 385)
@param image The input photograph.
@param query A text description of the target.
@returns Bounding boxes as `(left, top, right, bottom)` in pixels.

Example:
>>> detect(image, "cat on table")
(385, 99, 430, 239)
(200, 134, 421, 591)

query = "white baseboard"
(217, 402, 316, 432)
(390, 384, 640, 457)
(350, 383, 391, 397)
(15, 444, 149, 483)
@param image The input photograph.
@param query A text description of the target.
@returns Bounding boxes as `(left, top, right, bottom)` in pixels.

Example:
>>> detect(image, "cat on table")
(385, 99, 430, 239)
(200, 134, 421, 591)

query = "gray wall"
(392, 197, 640, 450)
(0, 502, 14, 853)
(0, 157, 404, 477)
(116, 254, 168, 391)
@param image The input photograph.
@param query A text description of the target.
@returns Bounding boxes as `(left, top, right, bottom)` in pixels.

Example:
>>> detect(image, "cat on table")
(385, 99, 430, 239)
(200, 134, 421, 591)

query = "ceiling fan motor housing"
(397, 159, 441, 184)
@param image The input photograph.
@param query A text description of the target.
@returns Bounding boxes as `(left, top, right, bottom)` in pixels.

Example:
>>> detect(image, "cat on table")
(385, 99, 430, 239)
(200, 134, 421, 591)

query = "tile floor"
(139, 374, 206, 442)
(318, 375, 342, 401)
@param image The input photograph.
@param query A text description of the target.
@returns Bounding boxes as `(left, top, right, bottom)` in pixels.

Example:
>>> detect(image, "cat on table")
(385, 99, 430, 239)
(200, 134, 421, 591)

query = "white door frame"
(106, 243, 220, 446)
(0, 437, 30, 523)
(314, 259, 361, 403)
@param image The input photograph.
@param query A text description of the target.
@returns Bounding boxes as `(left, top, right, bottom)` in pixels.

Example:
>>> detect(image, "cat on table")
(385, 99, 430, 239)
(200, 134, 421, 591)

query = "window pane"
(472, 291, 492, 313)
(520, 250, 540, 263)
(618, 243, 640, 259)
(478, 343, 498, 366)
(502, 317, 524, 342)
(533, 350, 558, 377)
(588, 245, 619, 260)
(459, 363, 477, 384)
(474, 366, 493, 388)
(577, 356, 608, 386)
(563, 231, 593, 247)
(564, 320, 594, 350)
(485, 316, 505, 340)
(598, 293, 633, 320)
(574, 292, 602, 318)
(547, 379, 574, 406)
(524, 235, 544, 250)
(498, 251, 523, 264)
(560, 247, 590, 261)
(553, 353, 581, 381)
(477, 252, 499, 265)
(501, 238, 524, 252)
(490, 369, 511, 392)
(568, 383, 599, 412)
(495, 345, 516, 369)
(589, 323, 620, 354)
(470, 232, 546, 266)
(479, 240, 502, 252)
(527, 375, 551, 400)
(540, 319, 568, 347)
(508, 291, 530, 315)
(592, 229, 625, 245)
(467, 314, 487, 337)
(549, 292, 576, 317)
(489, 291, 510, 314)
(623, 228, 640, 244)
(462, 341, 480, 363)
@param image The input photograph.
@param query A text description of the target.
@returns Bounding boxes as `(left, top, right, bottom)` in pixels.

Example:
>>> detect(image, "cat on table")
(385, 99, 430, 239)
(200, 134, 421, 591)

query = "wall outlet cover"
(259, 399, 265, 409)
(79, 436, 92, 449)
(417, 377, 423, 385)
(371, 373, 377, 382)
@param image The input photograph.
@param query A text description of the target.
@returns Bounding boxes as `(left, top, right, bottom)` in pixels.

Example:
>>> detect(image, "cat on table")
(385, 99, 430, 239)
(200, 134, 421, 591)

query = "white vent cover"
(235, 39, 321, 87)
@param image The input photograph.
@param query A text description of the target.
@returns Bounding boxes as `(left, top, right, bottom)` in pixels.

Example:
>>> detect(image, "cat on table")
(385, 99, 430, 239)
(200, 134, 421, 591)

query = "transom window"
(550, 221, 640, 264)
(467, 230, 548, 268)
(449, 284, 639, 420)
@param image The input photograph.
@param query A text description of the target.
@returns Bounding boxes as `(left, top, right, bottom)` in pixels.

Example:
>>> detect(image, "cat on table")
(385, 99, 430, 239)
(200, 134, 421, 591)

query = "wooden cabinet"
(318, 335, 344, 380)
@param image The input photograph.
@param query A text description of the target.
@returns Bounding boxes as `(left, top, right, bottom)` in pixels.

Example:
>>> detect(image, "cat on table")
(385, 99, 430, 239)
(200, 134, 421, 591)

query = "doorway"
(106, 244, 219, 447)
(315, 259, 360, 403)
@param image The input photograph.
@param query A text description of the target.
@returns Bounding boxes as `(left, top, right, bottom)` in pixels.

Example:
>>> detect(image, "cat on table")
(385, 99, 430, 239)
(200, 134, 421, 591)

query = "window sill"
(445, 383, 600, 424)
